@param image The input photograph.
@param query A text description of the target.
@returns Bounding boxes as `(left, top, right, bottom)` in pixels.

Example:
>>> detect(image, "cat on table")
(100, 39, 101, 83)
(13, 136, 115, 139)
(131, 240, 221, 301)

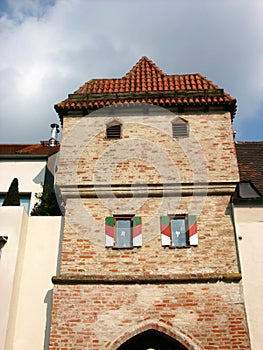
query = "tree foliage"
(31, 184, 62, 216)
(2, 178, 20, 206)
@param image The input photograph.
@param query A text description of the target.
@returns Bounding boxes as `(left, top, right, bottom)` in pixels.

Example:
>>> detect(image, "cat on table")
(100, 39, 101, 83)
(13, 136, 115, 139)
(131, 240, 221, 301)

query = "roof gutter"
(233, 197, 263, 204)
(0, 154, 54, 160)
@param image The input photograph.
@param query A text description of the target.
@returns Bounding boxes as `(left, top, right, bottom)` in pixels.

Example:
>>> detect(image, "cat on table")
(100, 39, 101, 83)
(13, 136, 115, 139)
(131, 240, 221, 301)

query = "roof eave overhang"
(55, 94, 236, 124)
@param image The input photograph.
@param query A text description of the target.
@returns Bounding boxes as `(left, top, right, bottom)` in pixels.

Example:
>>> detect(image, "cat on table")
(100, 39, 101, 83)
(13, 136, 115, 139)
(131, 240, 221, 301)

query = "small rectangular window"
(106, 122, 121, 139)
(172, 123, 188, 137)
(0, 193, 31, 214)
(116, 218, 132, 247)
(171, 216, 187, 246)
(160, 214, 197, 247)
(172, 118, 188, 137)
(105, 215, 142, 248)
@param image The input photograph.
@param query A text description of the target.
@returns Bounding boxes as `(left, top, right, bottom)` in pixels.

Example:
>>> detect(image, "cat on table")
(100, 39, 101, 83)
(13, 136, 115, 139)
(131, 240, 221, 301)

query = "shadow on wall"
(44, 289, 53, 350)
(33, 167, 46, 184)
(43, 218, 64, 349)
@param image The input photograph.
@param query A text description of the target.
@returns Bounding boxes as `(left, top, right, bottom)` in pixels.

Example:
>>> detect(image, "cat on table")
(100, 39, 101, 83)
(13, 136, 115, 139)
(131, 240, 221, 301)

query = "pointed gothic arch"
(116, 329, 188, 350)
(107, 320, 201, 350)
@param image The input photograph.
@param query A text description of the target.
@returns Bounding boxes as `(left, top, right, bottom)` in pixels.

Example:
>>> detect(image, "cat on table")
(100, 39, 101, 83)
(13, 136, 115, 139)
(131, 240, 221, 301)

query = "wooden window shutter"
(133, 216, 142, 247)
(160, 216, 171, 246)
(188, 215, 198, 246)
(105, 216, 115, 247)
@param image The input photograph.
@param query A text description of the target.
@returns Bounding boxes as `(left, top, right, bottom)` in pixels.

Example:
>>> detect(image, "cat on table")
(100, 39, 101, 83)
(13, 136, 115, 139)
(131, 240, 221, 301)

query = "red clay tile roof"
(236, 142, 263, 196)
(0, 143, 60, 156)
(55, 56, 236, 121)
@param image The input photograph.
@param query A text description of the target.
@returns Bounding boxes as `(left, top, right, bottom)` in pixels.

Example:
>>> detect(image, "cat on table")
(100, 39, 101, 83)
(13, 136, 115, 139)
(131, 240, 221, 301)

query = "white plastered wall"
(0, 207, 63, 350)
(234, 204, 263, 350)
(0, 207, 28, 350)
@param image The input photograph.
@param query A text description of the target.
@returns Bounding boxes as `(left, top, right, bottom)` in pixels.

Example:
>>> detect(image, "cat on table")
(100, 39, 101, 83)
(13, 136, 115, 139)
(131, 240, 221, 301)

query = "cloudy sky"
(0, 0, 262, 143)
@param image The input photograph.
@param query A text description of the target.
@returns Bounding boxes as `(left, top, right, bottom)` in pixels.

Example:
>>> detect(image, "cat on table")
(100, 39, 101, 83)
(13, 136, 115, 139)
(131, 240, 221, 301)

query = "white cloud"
(0, 0, 263, 143)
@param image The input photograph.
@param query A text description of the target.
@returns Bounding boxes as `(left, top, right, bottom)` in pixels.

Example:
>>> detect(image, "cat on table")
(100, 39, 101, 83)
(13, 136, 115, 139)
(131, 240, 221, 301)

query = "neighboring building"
(233, 142, 263, 350)
(0, 139, 60, 213)
(0, 208, 62, 350)
(0, 130, 63, 350)
(49, 57, 250, 349)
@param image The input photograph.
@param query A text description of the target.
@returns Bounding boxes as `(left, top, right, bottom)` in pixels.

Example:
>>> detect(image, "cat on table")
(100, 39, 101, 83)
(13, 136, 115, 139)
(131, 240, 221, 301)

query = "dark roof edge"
(233, 197, 263, 204)
(0, 154, 56, 159)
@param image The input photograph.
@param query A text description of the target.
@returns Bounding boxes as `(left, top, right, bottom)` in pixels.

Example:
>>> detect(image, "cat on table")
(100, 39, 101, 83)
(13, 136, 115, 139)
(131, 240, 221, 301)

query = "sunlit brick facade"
(49, 57, 250, 349)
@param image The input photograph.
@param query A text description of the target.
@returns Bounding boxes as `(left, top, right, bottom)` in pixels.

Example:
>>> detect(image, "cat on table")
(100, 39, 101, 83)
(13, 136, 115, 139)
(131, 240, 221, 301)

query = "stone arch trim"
(106, 319, 202, 350)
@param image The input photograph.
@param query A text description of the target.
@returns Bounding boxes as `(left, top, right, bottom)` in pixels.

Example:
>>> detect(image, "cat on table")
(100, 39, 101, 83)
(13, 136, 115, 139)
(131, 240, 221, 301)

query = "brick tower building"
(49, 57, 250, 349)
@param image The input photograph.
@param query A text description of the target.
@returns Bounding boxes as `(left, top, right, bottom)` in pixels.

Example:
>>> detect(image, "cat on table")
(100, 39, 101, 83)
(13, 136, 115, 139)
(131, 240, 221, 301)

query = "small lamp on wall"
(0, 236, 8, 249)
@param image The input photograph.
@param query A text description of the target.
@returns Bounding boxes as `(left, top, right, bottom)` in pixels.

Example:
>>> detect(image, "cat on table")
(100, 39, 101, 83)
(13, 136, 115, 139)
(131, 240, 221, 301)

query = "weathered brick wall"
(49, 108, 249, 349)
(60, 195, 238, 276)
(56, 110, 239, 276)
(56, 111, 239, 187)
(49, 282, 250, 350)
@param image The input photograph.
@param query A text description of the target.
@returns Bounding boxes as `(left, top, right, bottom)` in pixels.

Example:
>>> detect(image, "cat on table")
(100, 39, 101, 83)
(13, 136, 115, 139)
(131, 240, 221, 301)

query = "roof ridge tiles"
(123, 56, 166, 79)
(195, 73, 220, 89)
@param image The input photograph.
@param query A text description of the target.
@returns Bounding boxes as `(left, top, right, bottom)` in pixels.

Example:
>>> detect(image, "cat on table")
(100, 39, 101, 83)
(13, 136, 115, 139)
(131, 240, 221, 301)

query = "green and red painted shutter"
(188, 215, 198, 246)
(160, 216, 171, 246)
(133, 216, 142, 247)
(105, 216, 114, 247)
(160, 215, 198, 246)
(106, 216, 142, 247)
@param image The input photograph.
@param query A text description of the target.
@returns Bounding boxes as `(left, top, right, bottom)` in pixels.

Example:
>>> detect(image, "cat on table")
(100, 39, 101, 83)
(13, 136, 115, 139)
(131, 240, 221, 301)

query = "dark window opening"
(172, 118, 188, 137)
(106, 121, 121, 139)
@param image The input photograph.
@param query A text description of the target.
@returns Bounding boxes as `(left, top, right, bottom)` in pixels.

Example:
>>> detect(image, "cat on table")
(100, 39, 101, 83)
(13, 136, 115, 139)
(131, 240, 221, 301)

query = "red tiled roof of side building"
(0, 143, 60, 156)
(235, 141, 263, 196)
(55, 56, 237, 122)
